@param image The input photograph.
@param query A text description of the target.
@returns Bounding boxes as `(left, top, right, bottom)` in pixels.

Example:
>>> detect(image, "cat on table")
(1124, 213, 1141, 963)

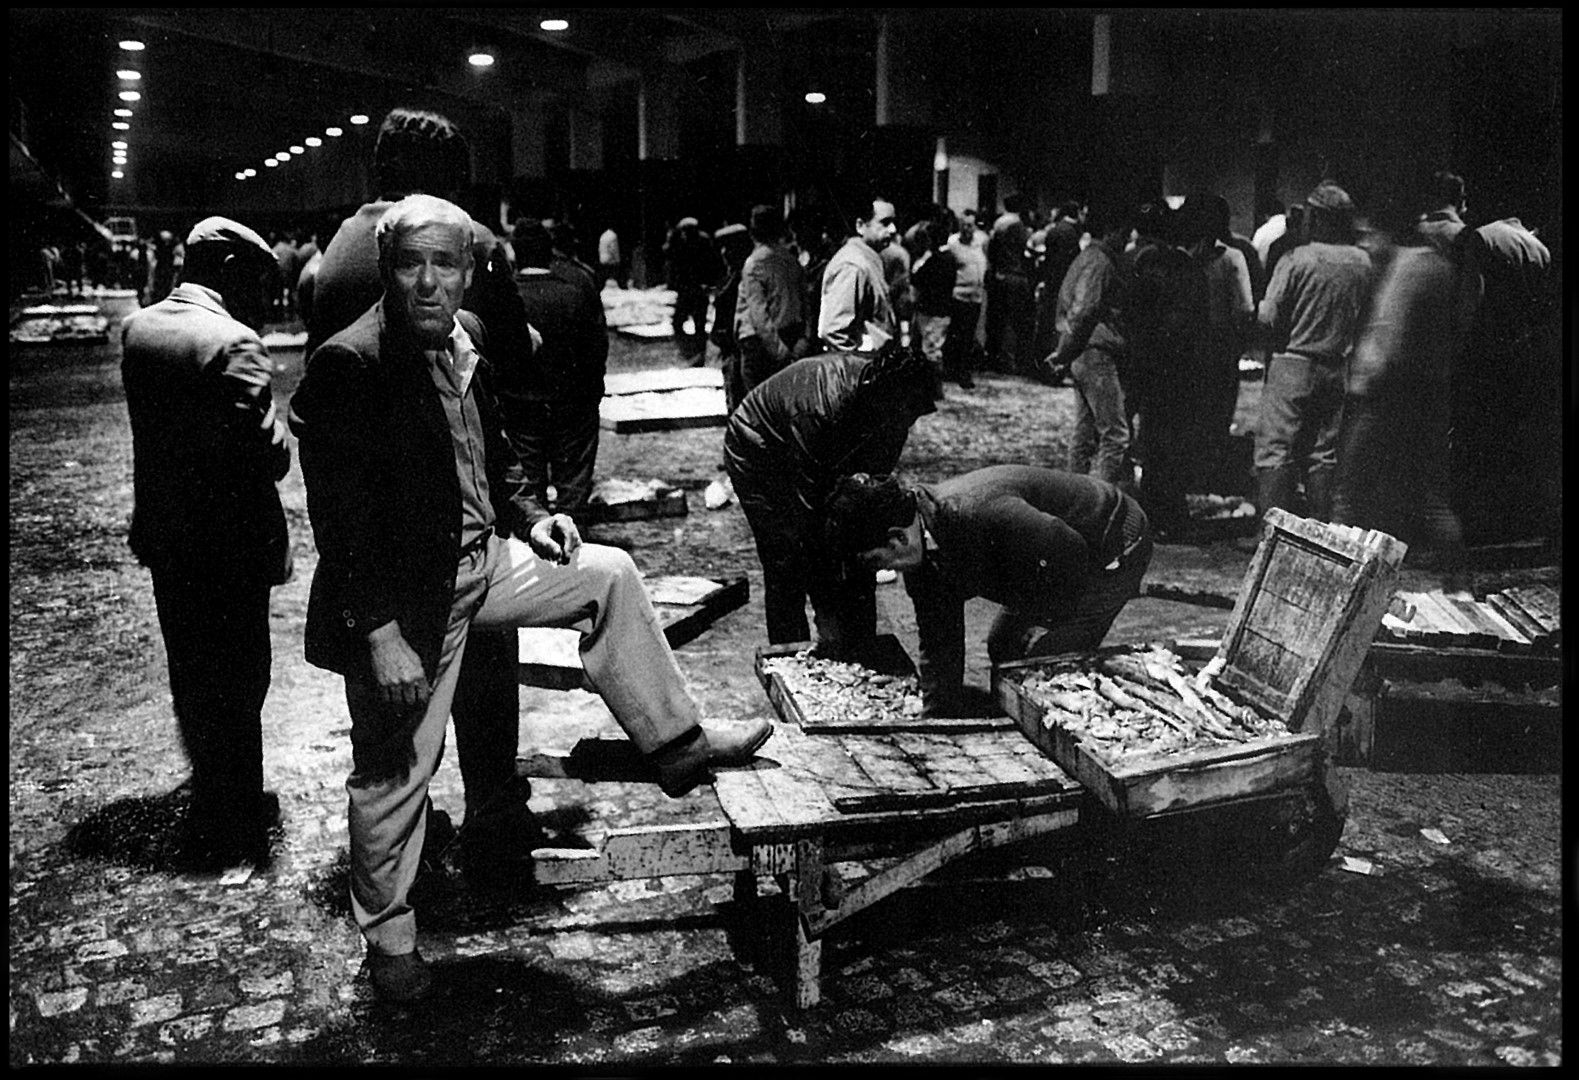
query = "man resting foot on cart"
(822, 465, 1153, 718)
(289, 194, 770, 1003)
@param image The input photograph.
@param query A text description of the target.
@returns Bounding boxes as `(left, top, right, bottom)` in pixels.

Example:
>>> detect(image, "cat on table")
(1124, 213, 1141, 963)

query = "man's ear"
(886, 525, 911, 548)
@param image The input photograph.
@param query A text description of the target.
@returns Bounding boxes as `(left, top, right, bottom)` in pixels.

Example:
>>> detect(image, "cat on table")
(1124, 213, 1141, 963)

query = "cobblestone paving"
(9, 310, 1562, 1066)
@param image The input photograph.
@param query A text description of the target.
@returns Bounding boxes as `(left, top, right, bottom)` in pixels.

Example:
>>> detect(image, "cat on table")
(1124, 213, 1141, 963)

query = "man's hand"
(528, 513, 582, 565)
(366, 621, 430, 707)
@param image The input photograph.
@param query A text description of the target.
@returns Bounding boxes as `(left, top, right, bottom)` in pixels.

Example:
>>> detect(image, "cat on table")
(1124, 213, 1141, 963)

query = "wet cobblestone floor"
(9, 299, 1563, 1066)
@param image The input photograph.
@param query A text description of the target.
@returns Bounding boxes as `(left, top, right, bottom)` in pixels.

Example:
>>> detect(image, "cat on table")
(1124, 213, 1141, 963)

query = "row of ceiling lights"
(233, 115, 368, 181)
(466, 16, 569, 66)
(109, 38, 144, 180)
(235, 19, 574, 182)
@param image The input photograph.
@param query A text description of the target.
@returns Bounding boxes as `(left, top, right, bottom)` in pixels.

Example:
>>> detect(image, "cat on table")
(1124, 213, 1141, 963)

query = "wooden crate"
(599, 386, 728, 432)
(755, 637, 1016, 735)
(995, 510, 1407, 818)
(518, 574, 748, 689)
(578, 480, 689, 524)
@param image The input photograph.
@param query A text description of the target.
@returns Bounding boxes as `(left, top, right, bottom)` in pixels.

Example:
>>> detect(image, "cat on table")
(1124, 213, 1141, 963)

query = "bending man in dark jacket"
(288, 195, 770, 1002)
(823, 466, 1153, 718)
(723, 345, 939, 653)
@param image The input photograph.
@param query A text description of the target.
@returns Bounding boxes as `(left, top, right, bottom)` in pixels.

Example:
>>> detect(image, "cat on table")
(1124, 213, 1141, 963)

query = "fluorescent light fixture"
(325, 126, 343, 137)
(112, 122, 130, 130)
(349, 114, 370, 125)
(114, 108, 133, 117)
(116, 69, 142, 81)
(275, 153, 290, 162)
(118, 40, 144, 51)
(540, 18, 568, 31)
(112, 140, 128, 149)
(112, 170, 125, 178)
(804, 92, 826, 104)
(265, 159, 278, 167)
(468, 52, 495, 67)
(305, 136, 322, 147)
(119, 90, 141, 101)
(289, 146, 304, 155)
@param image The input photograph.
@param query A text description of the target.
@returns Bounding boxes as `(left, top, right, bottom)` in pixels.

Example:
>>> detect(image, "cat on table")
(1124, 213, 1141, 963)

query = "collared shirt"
(426, 319, 493, 551)
(817, 236, 894, 352)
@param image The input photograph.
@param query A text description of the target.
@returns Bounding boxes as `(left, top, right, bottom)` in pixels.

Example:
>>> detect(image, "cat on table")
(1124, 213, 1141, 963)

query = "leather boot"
(1303, 468, 1334, 522)
(651, 719, 773, 798)
(1255, 465, 1302, 521)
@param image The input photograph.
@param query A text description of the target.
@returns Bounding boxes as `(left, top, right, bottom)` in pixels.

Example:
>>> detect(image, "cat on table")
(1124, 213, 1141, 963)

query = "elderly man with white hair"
(289, 194, 771, 1002)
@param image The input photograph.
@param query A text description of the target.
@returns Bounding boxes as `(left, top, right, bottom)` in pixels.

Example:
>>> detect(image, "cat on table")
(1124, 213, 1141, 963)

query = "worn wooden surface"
(599, 385, 728, 432)
(709, 721, 1081, 843)
(603, 366, 723, 396)
(518, 574, 748, 688)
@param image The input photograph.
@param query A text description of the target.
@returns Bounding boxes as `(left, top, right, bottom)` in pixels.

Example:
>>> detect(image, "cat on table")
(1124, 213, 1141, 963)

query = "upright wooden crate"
(995, 510, 1407, 817)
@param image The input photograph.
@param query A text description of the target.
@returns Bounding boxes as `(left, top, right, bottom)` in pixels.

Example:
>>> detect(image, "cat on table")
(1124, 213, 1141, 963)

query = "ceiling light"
(325, 126, 343, 137)
(244, 168, 257, 177)
(114, 108, 133, 117)
(112, 122, 130, 130)
(119, 90, 141, 101)
(112, 140, 128, 149)
(264, 159, 278, 168)
(804, 92, 826, 104)
(112, 170, 125, 178)
(235, 171, 247, 180)
(289, 146, 305, 155)
(305, 136, 322, 147)
(540, 19, 569, 31)
(468, 52, 495, 67)
(349, 114, 370, 125)
(116, 70, 142, 81)
(118, 40, 145, 51)
(275, 153, 290, 162)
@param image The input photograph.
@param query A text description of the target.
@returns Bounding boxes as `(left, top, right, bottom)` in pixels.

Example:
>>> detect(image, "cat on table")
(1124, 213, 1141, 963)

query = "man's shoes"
(366, 948, 432, 1003)
(458, 781, 547, 886)
(651, 719, 774, 798)
(182, 790, 281, 869)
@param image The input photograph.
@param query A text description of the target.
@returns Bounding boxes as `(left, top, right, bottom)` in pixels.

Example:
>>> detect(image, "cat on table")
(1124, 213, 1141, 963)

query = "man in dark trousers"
(288, 195, 771, 1002)
(822, 466, 1153, 719)
(302, 106, 540, 880)
(120, 217, 290, 864)
(502, 217, 608, 518)
(723, 344, 939, 654)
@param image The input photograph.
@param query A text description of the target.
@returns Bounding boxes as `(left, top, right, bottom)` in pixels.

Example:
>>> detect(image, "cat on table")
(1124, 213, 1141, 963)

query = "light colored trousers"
(345, 537, 701, 954)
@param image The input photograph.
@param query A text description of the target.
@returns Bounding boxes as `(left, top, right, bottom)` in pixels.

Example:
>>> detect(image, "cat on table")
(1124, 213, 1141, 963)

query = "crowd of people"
(115, 94, 1556, 1004)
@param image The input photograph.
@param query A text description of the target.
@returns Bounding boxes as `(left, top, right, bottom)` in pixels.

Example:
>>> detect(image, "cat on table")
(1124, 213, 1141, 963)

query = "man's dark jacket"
(906, 464, 1144, 711)
(288, 303, 550, 679)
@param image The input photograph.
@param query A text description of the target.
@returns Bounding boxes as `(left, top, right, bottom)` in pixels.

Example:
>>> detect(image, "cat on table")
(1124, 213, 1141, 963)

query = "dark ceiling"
(8, 7, 860, 218)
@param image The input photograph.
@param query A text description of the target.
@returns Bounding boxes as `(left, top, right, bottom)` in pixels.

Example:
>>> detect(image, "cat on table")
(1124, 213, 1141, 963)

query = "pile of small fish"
(759, 651, 923, 725)
(1015, 646, 1292, 765)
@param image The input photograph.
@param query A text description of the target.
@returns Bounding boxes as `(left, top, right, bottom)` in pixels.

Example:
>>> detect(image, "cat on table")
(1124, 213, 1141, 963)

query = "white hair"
(374, 193, 474, 268)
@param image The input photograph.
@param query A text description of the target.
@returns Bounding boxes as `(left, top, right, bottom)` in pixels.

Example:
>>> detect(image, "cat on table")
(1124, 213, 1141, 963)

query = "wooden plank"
(838, 735, 936, 795)
(1116, 736, 1319, 817)
(1443, 595, 1518, 651)
(603, 366, 723, 396)
(1411, 592, 1477, 647)
(579, 486, 689, 524)
(1456, 603, 1535, 654)
(657, 574, 749, 650)
(602, 822, 749, 879)
(1140, 580, 1238, 610)
(1486, 593, 1548, 644)
(1502, 586, 1560, 637)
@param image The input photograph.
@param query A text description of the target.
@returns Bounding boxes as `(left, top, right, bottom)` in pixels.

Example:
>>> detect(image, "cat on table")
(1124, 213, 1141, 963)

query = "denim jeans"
(1069, 347, 1131, 484)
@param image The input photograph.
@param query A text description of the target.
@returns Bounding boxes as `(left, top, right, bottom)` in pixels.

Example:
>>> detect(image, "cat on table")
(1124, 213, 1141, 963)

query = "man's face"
(855, 522, 924, 573)
(385, 221, 473, 348)
(858, 200, 898, 251)
(958, 213, 976, 241)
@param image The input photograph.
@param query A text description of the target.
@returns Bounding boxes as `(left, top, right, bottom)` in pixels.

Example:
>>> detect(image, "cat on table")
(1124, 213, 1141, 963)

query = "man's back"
(1260, 241, 1372, 360)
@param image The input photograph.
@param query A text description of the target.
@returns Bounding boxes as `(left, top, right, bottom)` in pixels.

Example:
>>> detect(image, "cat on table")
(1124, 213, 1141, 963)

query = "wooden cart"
(513, 510, 1406, 1007)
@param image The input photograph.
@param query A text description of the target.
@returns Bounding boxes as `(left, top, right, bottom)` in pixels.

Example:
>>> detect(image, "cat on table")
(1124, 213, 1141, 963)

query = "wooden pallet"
(1379, 586, 1558, 654)
(516, 574, 748, 689)
(603, 367, 723, 396)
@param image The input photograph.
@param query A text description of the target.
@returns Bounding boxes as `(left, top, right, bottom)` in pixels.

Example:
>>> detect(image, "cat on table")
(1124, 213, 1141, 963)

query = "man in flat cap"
(289, 194, 771, 1002)
(120, 216, 291, 866)
(1252, 182, 1372, 523)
